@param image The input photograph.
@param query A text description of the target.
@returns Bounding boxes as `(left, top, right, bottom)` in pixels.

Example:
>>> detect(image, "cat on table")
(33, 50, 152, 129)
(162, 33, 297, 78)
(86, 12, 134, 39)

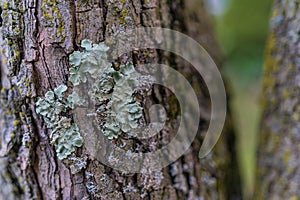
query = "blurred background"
(204, 0, 274, 198)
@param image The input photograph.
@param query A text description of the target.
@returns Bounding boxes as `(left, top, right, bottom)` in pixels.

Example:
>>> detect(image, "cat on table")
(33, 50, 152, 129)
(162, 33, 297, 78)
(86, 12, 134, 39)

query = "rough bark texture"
(256, 0, 300, 199)
(0, 0, 241, 199)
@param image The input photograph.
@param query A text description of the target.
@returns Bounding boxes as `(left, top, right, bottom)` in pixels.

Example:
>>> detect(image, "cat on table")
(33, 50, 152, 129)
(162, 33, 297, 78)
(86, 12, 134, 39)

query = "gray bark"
(255, 0, 300, 199)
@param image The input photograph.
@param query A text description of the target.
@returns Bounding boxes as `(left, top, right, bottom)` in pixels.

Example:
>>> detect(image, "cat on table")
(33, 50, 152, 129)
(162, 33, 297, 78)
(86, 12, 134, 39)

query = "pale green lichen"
(67, 92, 85, 109)
(35, 85, 83, 160)
(54, 84, 67, 99)
(36, 39, 145, 160)
(69, 39, 111, 86)
(97, 62, 143, 139)
(109, 63, 143, 134)
(68, 40, 143, 140)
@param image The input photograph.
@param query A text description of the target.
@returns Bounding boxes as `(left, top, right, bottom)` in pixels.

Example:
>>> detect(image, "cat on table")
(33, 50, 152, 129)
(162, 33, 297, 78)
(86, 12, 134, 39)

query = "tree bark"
(255, 0, 300, 199)
(0, 0, 241, 199)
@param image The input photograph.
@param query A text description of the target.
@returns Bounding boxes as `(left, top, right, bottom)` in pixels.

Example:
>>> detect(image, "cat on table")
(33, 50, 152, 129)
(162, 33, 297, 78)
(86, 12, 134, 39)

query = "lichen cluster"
(36, 39, 145, 159)
(103, 62, 143, 139)
(69, 39, 111, 86)
(68, 39, 143, 140)
(35, 85, 84, 160)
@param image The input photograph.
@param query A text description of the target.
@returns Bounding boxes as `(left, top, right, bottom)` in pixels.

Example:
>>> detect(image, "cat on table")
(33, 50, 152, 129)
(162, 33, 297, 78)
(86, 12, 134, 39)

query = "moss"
(13, 120, 20, 126)
(19, 112, 25, 117)
(3, 2, 9, 9)
(15, 50, 20, 58)
(106, 38, 115, 46)
(43, 13, 54, 20)
(13, 27, 20, 34)
(283, 148, 291, 162)
(146, 52, 154, 58)
(289, 196, 298, 200)
(57, 21, 65, 36)
(19, 7, 24, 13)
(119, 8, 130, 26)
(292, 113, 299, 121)
(261, 32, 279, 109)
(108, 0, 132, 27)
(10, 133, 15, 138)
(41, 0, 66, 41)
(7, 39, 12, 45)
(1, 87, 6, 93)
(283, 88, 292, 99)
(264, 33, 278, 73)
(167, 93, 180, 119)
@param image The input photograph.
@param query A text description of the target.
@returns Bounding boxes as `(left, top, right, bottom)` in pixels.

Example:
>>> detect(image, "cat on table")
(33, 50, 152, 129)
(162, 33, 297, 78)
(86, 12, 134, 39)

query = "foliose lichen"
(68, 39, 144, 140)
(36, 39, 145, 159)
(68, 39, 111, 86)
(35, 84, 84, 160)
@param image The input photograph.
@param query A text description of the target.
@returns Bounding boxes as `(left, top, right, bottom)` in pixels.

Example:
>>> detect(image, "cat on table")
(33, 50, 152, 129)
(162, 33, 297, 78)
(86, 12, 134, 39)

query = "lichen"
(13, 63, 36, 98)
(257, 0, 300, 198)
(68, 156, 87, 174)
(1, 7, 24, 75)
(68, 39, 111, 86)
(108, 0, 133, 27)
(0, 87, 21, 156)
(1, 10, 23, 38)
(86, 181, 99, 195)
(68, 40, 144, 140)
(122, 182, 137, 193)
(35, 39, 147, 159)
(3, 2, 9, 9)
(41, 0, 66, 42)
(35, 85, 83, 160)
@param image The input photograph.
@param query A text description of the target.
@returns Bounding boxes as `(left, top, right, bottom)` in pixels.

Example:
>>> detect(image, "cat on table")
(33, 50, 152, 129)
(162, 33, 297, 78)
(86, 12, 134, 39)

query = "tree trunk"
(0, 0, 241, 199)
(255, 0, 300, 199)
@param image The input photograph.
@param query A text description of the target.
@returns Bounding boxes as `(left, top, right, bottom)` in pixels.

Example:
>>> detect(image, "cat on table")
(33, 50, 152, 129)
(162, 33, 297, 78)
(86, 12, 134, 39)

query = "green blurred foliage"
(217, 0, 273, 58)
(212, 0, 274, 198)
